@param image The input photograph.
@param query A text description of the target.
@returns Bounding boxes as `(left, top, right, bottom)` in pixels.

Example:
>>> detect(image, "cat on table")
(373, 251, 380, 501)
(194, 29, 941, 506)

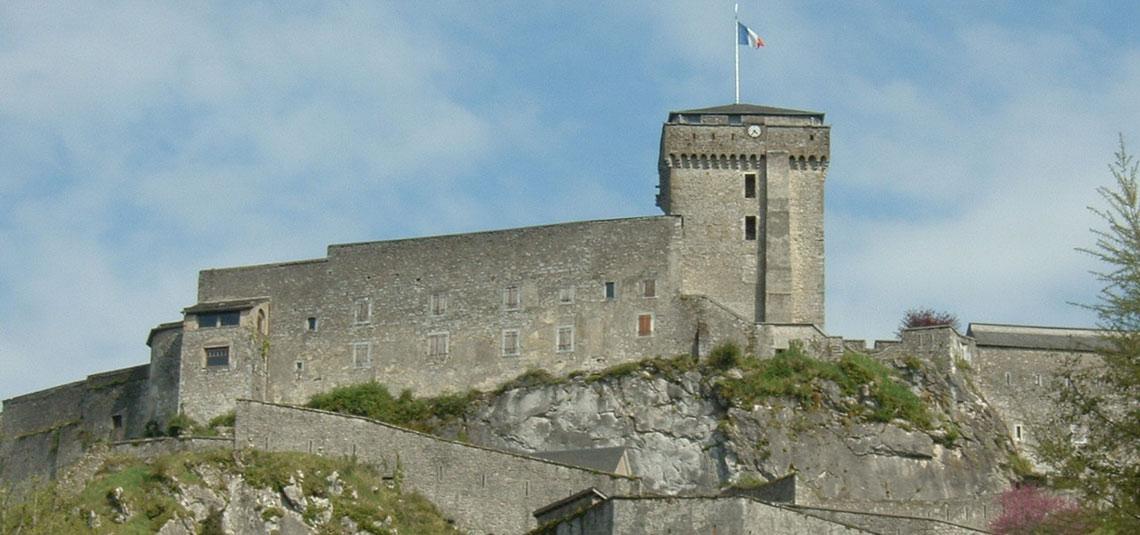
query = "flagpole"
(734, 3, 740, 104)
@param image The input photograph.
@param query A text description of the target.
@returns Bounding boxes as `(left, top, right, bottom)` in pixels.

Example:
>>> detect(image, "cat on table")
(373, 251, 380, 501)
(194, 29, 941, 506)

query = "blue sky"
(2, 1, 1139, 402)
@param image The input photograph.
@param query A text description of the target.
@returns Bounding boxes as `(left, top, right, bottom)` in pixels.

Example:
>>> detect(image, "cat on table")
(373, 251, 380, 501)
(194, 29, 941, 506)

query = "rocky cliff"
(452, 348, 1017, 508)
(0, 448, 457, 534)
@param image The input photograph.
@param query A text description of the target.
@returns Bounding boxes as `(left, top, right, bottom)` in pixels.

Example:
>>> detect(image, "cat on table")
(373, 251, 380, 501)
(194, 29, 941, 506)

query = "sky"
(2, 1, 1139, 403)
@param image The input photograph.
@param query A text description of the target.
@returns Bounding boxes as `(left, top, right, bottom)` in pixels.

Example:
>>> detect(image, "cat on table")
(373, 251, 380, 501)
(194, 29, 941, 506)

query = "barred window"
(429, 332, 449, 357)
(352, 342, 371, 368)
(502, 330, 520, 357)
(557, 326, 574, 353)
(205, 346, 230, 367)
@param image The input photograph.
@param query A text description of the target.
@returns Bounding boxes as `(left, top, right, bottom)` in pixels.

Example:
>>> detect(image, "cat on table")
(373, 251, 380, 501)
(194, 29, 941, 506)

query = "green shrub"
(494, 369, 562, 394)
(707, 342, 742, 370)
(306, 382, 478, 433)
(165, 414, 202, 437)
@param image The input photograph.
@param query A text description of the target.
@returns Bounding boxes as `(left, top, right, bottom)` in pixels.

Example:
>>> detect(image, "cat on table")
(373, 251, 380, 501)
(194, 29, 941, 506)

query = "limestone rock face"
(461, 358, 1016, 505)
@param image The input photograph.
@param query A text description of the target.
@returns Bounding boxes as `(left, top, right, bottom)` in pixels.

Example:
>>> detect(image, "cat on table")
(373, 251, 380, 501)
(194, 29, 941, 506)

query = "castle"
(0, 103, 1103, 526)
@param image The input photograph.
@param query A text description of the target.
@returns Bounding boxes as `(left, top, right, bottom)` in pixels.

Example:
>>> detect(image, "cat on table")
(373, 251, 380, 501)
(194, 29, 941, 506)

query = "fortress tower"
(657, 104, 828, 327)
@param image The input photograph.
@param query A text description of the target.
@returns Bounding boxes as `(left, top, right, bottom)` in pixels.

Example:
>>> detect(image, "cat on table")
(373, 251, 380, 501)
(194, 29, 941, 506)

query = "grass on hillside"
(0, 449, 456, 534)
(305, 342, 933, 434)
(716, 344, 933, 429)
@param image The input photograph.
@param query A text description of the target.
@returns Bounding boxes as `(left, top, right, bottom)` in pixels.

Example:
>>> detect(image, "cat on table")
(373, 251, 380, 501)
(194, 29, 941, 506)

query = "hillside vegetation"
(0, 449, 457, 534)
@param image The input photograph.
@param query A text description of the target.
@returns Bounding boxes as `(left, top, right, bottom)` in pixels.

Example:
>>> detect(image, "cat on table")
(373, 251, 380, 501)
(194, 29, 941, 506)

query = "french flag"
(737, 21, 765, 48)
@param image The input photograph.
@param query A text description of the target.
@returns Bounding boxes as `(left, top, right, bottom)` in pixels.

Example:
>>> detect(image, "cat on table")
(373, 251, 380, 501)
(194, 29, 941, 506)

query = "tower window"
(197, 311, 240, 329)
(744, 173, 757, 198)
(744, 216, 757, 241)
(205, 346, 230, 368)
(604, 282, 617, 300)
(1015, 424, 1023, 441)
(307, 317, 318, 331)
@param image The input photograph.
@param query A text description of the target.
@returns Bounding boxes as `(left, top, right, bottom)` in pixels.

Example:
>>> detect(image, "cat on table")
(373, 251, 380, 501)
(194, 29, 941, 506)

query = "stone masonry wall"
(193, 217, 693, 419)
(972, 346, 1097, 466)
(0, 365, 150, 486)
(553, 496, 869, 535)
(234, 399, 640, 534)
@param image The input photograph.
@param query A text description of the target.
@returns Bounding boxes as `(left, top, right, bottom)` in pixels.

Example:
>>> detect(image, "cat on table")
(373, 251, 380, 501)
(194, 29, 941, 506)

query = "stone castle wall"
(0, 365, 150, 485)
(235, 399, 640, 534)
(183, 216, 698, 422)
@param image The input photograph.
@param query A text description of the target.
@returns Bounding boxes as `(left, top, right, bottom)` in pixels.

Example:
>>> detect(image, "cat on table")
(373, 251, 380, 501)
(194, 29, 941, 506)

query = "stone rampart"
(789, 504, 989, 534)
(543, 496, 869, 534)
(234, 399, 640, 534)
(0, 364, 151, 486)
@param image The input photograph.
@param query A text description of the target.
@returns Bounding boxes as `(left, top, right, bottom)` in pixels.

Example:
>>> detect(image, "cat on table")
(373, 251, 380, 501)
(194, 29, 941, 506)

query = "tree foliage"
(898, 307, 959, 335)
(1038, 136, 1140, 532)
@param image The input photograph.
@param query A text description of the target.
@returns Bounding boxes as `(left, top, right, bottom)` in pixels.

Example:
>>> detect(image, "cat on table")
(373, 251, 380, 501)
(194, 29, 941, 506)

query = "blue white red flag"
(737, 21, 765, 48)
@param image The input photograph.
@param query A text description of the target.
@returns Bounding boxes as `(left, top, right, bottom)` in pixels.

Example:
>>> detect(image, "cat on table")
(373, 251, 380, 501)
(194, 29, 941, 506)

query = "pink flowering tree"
(990, 486, 1085, 534)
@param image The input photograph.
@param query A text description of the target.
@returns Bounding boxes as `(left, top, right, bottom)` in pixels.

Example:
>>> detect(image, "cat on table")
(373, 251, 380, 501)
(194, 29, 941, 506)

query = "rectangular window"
(604, 281, 616, 300)
(638, 314, 653, 337)
(306, 317, 318, 332)
(504, 286, 521, 310)
(744, 216, 757, 241)
(558, 287, 575, 304)
(642, 279, 656, 298)
(205, 346, 230, 367)
(557, 326, 574, 353)
(352, 342, 371, 368)
(1015, 424, 1023, 441)
(502, 329, 520, 357)
(429, 332, 449, 357)
(197, 311, 240, 329)
(744, 173, 757, 198)
(354, 297, 371, 324)
(431, 293, 447, 316)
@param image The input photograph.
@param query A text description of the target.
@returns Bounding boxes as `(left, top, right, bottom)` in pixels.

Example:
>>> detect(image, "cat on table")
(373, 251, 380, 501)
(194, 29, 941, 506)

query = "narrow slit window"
(744, 216, 757, 241)
(604, 282, 616, 300)
(744, 173, 757, 198)
(1015, 424, 1023, 441)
